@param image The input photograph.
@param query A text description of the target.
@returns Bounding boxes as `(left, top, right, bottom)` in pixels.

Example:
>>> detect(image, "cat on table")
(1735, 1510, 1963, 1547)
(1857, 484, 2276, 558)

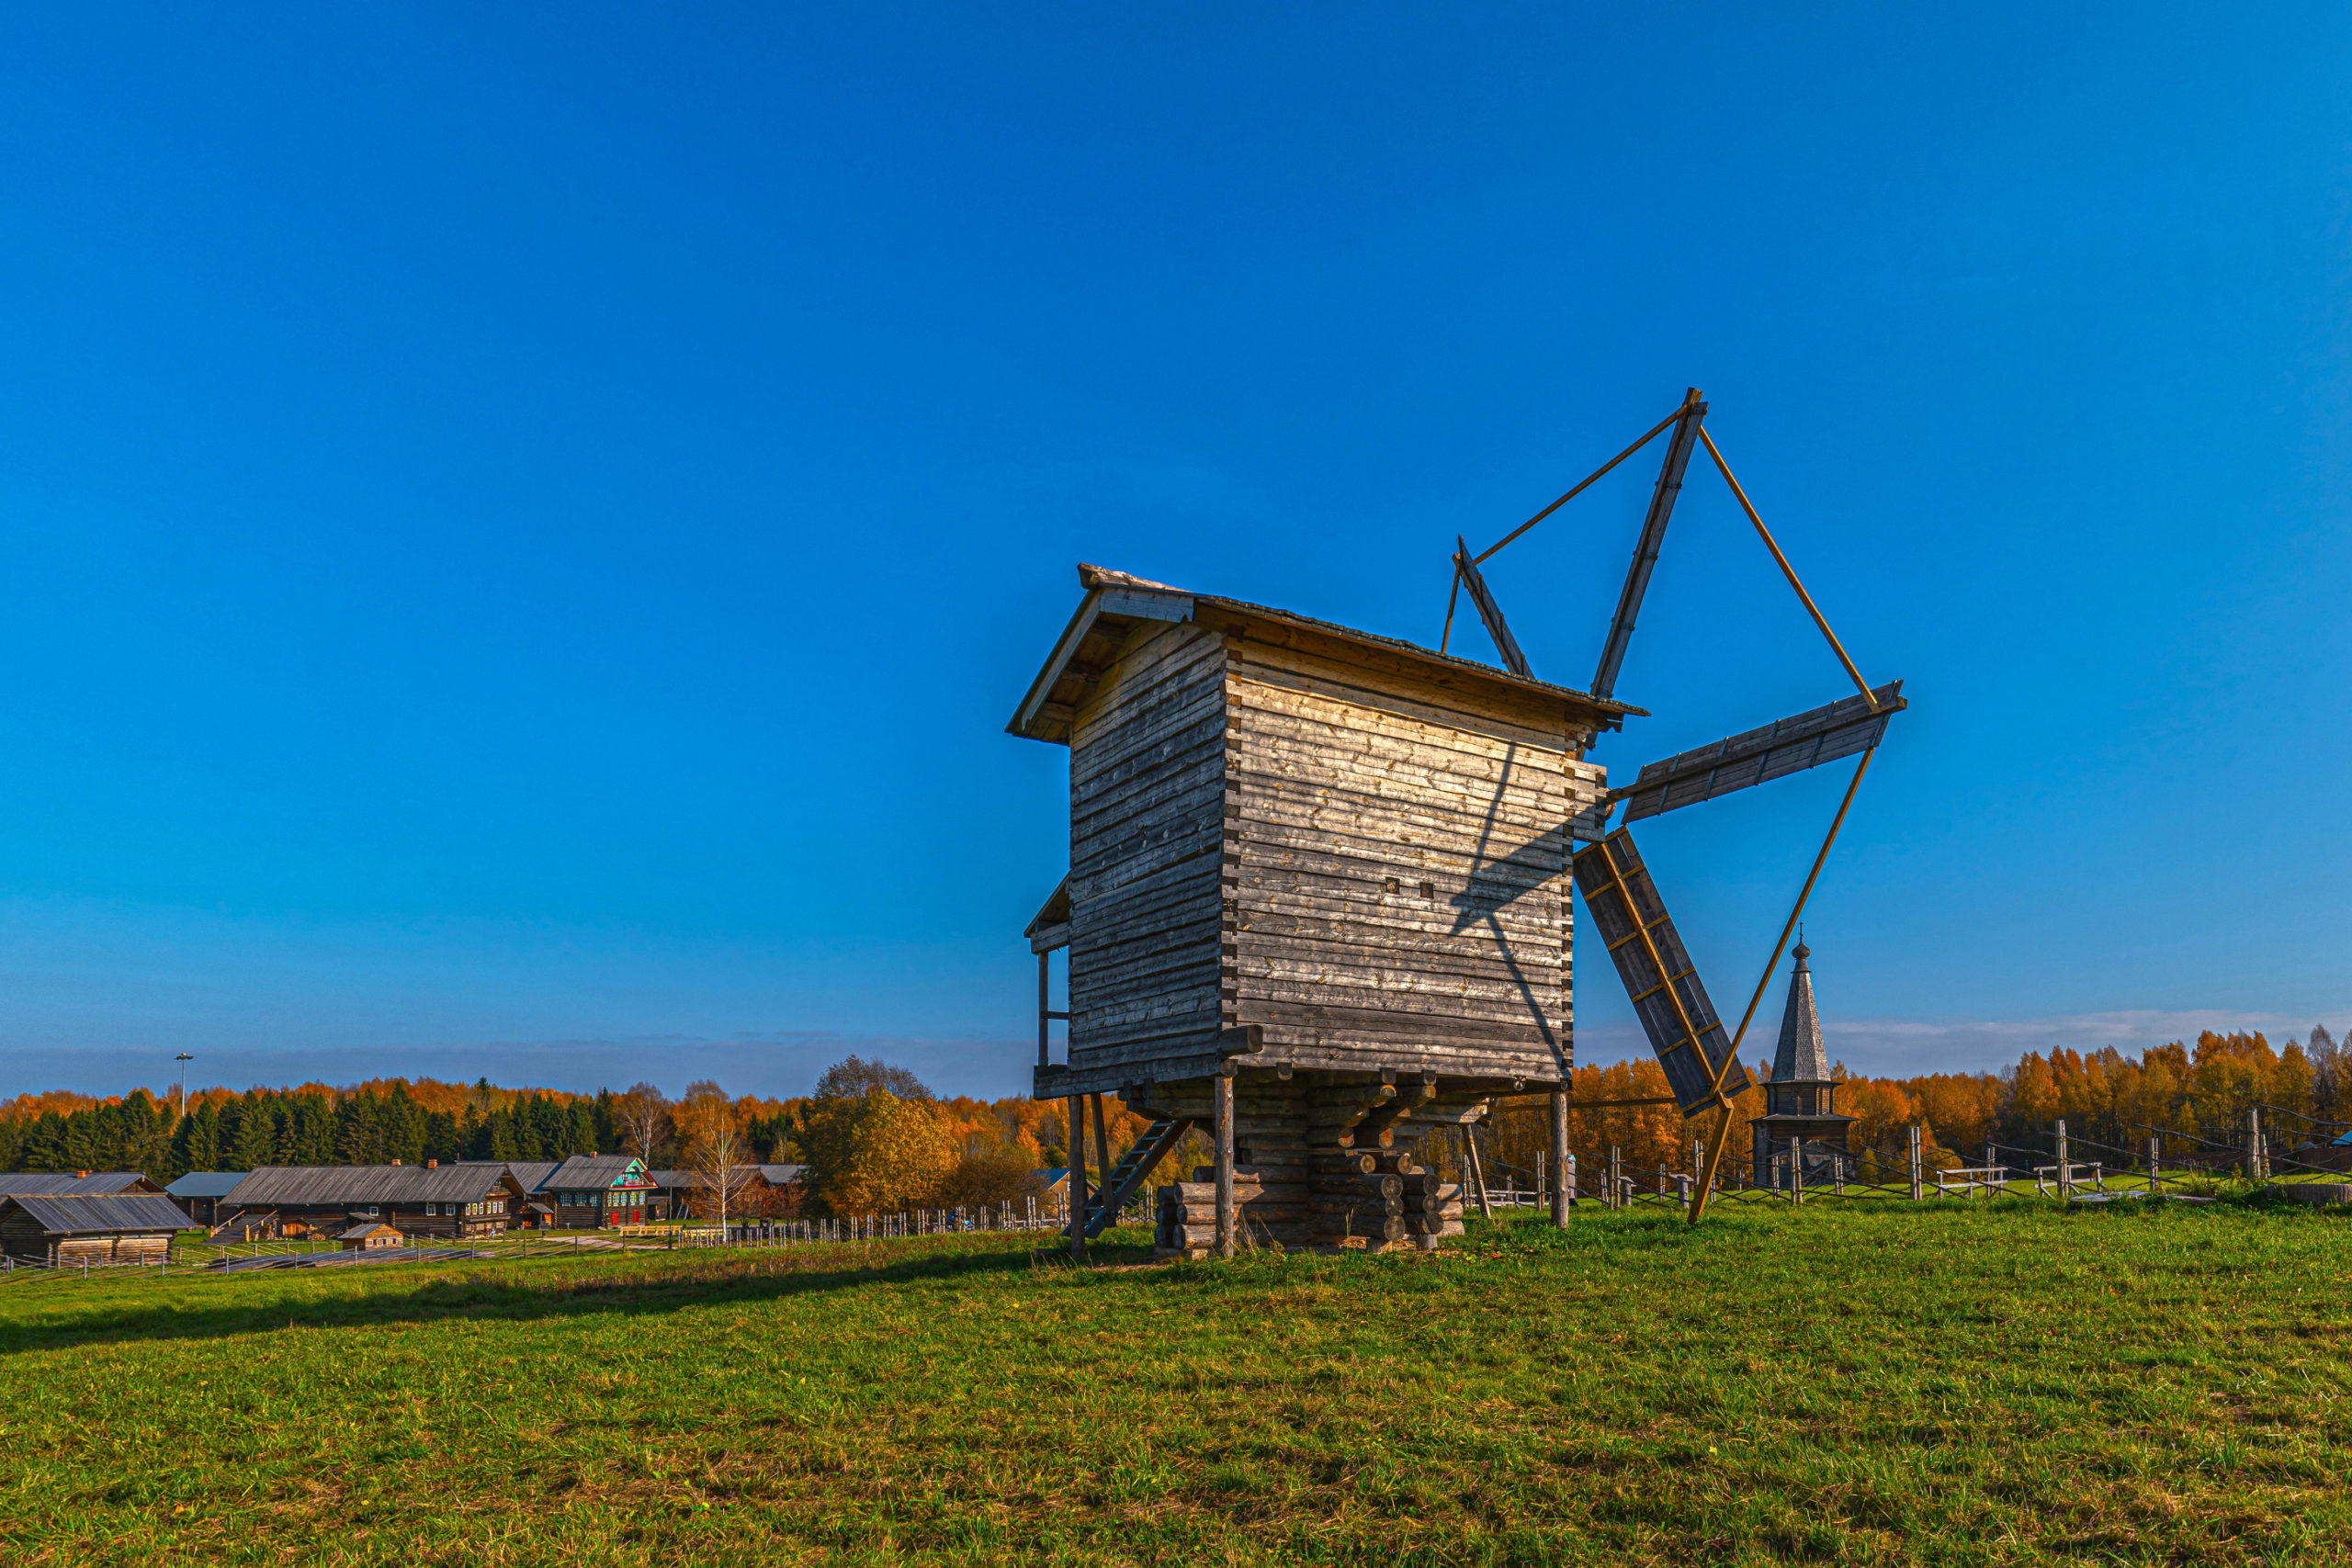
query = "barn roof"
(1009, 564, 1642, 745)
(0, 1171, 160, 1196)
(221, 1163, 521, 1207)
(165, 1172, 250, 1199)
(1, 1192, 192, 1235)
(338, 1222, 403, 1239)
(503, 1161, 561, 1192)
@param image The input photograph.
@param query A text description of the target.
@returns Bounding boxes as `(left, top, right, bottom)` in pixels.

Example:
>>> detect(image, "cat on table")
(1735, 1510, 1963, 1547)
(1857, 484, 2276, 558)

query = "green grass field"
(2, 1195, 2346, 1566)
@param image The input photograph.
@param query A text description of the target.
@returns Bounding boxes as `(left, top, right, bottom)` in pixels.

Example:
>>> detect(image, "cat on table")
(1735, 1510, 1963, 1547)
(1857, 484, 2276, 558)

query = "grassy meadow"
(2, 1195, 2347, 1566)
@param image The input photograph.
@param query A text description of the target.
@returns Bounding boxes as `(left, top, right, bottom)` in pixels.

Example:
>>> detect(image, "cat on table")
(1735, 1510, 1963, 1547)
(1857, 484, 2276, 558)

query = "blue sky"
(0, 6, 2346, 1100)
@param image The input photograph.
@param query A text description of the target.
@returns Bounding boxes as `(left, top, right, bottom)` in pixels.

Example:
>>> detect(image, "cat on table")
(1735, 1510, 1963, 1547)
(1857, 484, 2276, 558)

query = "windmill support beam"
(1590, 387, 1707, 702)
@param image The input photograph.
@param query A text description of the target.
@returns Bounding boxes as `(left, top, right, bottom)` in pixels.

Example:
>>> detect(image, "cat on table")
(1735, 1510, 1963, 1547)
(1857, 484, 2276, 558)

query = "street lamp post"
(175, 1053, 193, 1122)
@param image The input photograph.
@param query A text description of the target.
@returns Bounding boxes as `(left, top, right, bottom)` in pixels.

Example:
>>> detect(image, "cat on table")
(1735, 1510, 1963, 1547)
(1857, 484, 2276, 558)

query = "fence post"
(1907, 1125, 1923, 1201)
(2249, 1108, 2265, 1181)
(2148, 1134, 2160, 1194)
(1792, 1137, 1804, 1205)
(2055, 1120, 2071, 1200)
(1608, 1145, 1622, 1211)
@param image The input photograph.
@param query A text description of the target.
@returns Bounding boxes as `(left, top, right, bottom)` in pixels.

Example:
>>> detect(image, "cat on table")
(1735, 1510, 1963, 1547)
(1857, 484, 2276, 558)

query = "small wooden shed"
(0, 1192, 190, 1267)
(1012, 564, 1636, 1256)
(339, 1222, 405, 1252)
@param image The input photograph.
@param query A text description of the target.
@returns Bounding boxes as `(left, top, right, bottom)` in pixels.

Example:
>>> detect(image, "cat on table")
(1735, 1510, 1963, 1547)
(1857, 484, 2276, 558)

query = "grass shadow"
(0, 1230, 1164, 1357)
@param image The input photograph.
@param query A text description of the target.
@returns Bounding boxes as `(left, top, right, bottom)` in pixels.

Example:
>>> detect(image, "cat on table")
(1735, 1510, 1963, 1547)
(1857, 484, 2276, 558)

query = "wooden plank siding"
(1221, 637, 1603, 1084)
(1042, 572, 1623, 1097)
(1066, 623, 1229, 1069)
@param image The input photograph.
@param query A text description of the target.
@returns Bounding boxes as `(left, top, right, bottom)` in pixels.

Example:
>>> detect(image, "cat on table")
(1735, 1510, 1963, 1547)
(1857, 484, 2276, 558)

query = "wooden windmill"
(1010, 388, 1902, 1255)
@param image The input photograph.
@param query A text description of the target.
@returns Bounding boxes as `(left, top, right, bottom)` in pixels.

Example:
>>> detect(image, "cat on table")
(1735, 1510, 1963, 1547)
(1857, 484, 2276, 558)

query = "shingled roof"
(0, 1171, 160, 1196)
(1009, 563, 1642, 746)
(0, 1192, 192, 1235)
(220, 1163, 522, 1207)
(1770, 942, 1833, 1085)
(540, 1155, 651, 1190)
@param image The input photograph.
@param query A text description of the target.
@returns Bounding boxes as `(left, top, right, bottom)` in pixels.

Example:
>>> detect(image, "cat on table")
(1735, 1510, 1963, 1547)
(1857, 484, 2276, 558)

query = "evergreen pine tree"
(226, 1102, 276, 1170)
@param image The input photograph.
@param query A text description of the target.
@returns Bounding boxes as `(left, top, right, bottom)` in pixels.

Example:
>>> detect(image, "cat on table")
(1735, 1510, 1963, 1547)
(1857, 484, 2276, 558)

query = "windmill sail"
(1571, 829, 1751, 1117)
(1611, 681, 1904, 824)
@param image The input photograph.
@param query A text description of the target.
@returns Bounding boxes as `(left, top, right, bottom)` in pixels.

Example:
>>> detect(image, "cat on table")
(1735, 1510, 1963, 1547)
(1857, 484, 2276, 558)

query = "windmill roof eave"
(1008, 564, 1645, 745)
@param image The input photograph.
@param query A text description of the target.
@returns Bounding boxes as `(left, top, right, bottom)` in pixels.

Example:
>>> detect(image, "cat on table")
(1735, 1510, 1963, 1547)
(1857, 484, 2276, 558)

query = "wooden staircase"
(1085, 1114, 1194, 1238)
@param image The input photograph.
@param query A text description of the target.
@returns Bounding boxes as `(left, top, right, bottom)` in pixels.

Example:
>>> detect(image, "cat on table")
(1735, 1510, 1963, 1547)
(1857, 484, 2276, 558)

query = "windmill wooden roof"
(1008, 564, 1642, 746)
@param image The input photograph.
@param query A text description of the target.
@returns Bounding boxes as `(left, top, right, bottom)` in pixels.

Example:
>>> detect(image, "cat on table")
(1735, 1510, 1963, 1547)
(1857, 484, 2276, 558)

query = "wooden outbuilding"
(1012, 564, 1637, 1256)
(0, 1192, 191, 1267)
(339, 1222, 406, 1251)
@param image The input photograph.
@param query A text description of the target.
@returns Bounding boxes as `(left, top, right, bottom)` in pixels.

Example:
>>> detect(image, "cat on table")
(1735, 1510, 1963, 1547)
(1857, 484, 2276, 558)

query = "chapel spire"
(1770, 938, 1832, 1085)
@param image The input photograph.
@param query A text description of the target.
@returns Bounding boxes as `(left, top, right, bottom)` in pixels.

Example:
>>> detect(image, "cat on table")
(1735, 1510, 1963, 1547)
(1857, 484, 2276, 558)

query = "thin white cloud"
(1577, 1008, 2352, 1077)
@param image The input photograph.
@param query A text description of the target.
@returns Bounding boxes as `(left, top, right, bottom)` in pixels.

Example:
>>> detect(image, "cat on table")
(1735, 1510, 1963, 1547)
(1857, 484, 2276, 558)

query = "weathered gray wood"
(1211, 1071, 1238, 1259)
(1549, 1088, 1570, 1228)
(1452, 535, 1532, 677)
(1611, 680, 1905, 823)
(1461, 1125, 1494, 1221)
(1590, 388, 1705, 703)
(1068, 1091, 1089, 1261)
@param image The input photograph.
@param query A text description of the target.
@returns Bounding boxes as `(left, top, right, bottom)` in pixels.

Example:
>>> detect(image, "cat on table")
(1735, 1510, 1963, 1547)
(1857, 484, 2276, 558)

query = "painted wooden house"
(1012, 564, 1637, 1256)
(536, 1156, 658, 1227)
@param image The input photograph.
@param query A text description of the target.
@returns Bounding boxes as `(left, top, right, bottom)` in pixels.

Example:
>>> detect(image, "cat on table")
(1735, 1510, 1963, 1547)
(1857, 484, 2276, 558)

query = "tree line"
(0, 1057, 1126, 1219)
(1477, 1027, 2351, 1185)
(19, 1030, 2325, 1211)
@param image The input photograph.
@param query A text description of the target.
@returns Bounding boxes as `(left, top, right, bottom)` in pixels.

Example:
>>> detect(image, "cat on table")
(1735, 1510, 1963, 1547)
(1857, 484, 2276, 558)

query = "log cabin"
(0, 1192, 191, 1267)
(211, 1161, 530, 1240)
(1012, 564, 1637, 1257)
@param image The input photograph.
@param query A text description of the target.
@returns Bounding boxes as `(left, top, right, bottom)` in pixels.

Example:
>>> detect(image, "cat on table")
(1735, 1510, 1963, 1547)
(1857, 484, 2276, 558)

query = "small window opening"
(1383, 876, 1399, 895)
(1419, 880, 1435, 899)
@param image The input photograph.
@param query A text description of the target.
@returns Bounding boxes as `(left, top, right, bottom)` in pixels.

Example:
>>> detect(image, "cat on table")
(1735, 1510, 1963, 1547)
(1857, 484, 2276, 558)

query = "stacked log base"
(1141, 1073, 1478, 1259)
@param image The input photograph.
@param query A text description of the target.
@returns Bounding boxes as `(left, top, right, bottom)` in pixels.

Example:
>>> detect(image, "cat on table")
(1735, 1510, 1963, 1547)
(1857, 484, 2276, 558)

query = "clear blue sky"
(0, 6, 2346, 1100)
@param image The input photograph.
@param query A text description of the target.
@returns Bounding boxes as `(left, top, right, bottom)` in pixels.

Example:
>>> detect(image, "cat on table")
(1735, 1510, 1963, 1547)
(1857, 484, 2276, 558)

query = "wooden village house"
(0, 1192, 191, 1268)
(1011, 564, 1639, 1257)
(537, 1155, 658, 1227)
(212, 1161, 530, 1241)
